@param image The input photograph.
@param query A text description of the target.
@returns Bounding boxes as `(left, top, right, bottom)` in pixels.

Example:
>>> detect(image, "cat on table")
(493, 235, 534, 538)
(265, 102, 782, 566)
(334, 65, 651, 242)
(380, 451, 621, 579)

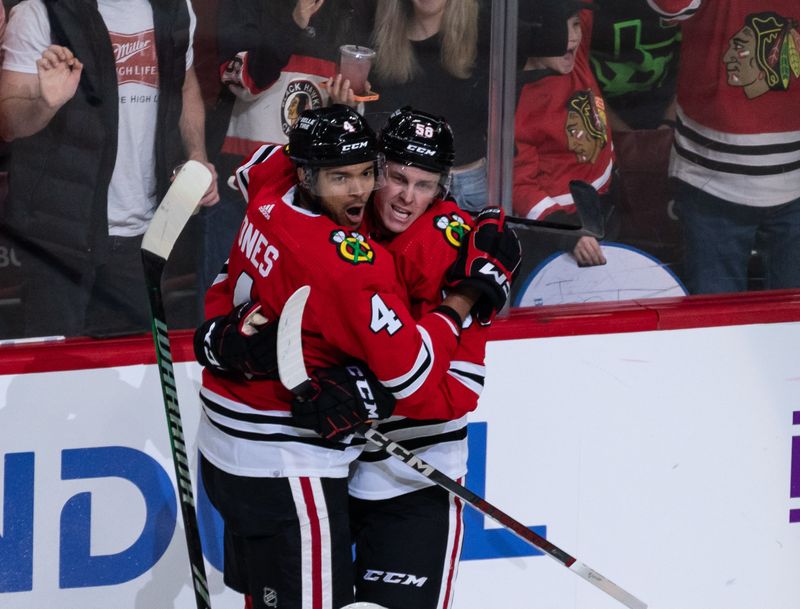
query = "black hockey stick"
(277, 286, 646, 609)
(506, 179, 606, 238)
(141, 161, 213, 609)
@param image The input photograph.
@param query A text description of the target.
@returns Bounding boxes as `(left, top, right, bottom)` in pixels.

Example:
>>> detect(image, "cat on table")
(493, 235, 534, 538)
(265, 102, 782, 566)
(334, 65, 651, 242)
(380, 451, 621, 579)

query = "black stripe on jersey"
(205, 415, 367, 450)
(236, 144, 281, 195)
(201, 393, 307, 428)
(676, 117, 800, 156)
(383, 340, 433, 396)
(375, 418, 449, 434)
(449, 367, 485, 387)
(358, 427, 468, 463)
(674, 142, 800, 176)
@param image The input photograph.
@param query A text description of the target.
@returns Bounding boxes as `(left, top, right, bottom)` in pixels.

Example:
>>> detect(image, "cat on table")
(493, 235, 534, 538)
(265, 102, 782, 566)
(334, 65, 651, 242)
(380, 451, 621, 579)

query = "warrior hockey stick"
(506, 179, 605, 238)
(142, 161, 213, 609)
(277, 286, 647, 609)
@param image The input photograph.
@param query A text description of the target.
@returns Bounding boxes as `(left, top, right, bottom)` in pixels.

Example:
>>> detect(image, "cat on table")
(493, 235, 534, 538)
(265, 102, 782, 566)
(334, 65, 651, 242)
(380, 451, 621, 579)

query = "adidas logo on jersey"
(259, 204, 275, 219)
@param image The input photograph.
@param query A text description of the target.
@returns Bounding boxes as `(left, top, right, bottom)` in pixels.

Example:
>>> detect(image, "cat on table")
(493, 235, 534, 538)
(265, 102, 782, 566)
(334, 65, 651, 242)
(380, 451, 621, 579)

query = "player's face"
(526, 14, 582, 74)
(375, 162, 440, 235)
(315, 162, 376, 229)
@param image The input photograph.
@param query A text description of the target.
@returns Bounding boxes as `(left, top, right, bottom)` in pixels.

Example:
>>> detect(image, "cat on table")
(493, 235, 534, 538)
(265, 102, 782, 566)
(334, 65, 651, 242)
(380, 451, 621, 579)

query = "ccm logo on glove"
(347, 365, 378, 418)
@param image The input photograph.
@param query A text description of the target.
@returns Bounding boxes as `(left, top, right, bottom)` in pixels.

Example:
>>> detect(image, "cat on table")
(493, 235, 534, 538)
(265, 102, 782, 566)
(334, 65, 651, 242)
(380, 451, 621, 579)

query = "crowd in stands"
(0, 0, 798, 340)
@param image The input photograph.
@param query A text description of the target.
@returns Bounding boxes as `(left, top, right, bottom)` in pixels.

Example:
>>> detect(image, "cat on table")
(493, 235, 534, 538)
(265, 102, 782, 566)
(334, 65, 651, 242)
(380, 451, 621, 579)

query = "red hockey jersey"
(202, 144, 462, 413)
(648, 0, 800, 206)
(512, 9, 615, 220)
(372, 199, 490, 421)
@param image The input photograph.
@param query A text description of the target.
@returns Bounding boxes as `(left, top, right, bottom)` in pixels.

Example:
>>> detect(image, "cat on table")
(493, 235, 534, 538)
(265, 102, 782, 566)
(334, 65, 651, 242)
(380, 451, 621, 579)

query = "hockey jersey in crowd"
(647, 0, 800, 206)
(217, 0, 371, 157)
(513, 9, 615, 220)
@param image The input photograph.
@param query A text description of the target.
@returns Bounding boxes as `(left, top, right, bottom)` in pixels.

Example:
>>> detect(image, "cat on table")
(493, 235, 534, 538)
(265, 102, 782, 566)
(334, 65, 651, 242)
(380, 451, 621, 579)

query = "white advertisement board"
(1, 322, 799, 609)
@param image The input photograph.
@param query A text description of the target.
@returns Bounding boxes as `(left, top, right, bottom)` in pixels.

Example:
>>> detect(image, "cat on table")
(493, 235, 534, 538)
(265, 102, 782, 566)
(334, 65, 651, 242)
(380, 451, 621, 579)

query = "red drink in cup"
(339, 45, 375, 96)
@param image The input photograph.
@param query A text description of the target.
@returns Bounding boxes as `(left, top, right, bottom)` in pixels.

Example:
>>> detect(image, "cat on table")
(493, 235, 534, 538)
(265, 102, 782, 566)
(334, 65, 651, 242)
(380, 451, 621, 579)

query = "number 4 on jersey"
(370, 294, 403, 335)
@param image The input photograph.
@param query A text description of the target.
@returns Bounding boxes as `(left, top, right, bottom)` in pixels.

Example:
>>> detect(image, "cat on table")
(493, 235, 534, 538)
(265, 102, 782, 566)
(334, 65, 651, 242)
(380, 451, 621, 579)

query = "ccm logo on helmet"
(406, 144, 436, 156)
(342, 141, 369, 152)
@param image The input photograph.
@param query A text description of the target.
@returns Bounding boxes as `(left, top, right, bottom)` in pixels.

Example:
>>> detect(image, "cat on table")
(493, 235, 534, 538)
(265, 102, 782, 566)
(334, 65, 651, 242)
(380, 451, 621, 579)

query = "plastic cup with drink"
(338, 45, 377, 100)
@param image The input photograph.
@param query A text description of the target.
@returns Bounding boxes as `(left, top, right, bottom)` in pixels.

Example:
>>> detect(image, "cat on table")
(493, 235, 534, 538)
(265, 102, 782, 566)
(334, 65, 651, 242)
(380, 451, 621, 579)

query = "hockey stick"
(277, 286, 647, 609)
(506, 179, 605, 238)
(141, 160, 213, 609)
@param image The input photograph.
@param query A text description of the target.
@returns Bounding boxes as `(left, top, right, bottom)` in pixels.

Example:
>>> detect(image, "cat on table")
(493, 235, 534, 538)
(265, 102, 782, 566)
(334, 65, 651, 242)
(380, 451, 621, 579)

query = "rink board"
(1, 298, 799, 609)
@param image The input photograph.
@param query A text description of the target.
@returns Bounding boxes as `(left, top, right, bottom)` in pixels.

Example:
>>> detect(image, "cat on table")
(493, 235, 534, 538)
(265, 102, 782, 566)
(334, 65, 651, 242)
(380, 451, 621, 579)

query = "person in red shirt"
(513, 0, 615, 267)
(648, 1, 800, 294)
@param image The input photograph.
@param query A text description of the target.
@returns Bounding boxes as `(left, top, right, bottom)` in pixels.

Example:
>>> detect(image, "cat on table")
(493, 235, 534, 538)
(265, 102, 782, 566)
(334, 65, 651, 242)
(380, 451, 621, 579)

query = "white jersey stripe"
(381, 325, 435, 399)
(447, 369, 483, 397)
(290, 477, 333, 609)
(290, 478, 315, 609)
(437, 483, 465, 609)
(235, 144, 281, 202)
(671, 108, 800, 206)
(526, 158, 614, 220)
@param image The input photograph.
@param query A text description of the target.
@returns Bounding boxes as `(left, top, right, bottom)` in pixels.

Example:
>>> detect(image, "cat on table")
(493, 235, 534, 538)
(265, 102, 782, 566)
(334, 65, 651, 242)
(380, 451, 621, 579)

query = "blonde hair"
(372, 0, 479, 84)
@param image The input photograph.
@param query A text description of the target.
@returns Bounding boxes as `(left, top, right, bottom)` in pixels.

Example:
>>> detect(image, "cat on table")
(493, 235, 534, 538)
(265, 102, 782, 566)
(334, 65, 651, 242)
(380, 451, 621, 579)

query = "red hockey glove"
(291, 364, 396, 442)
(446, 207, 522, 323)
(193, 301, 278, 378)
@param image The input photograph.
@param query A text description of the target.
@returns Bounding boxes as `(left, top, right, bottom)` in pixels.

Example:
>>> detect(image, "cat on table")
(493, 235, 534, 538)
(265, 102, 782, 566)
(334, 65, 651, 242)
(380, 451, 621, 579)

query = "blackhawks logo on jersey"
(434, 213, 471, 248)
(330, 230, 375, 264)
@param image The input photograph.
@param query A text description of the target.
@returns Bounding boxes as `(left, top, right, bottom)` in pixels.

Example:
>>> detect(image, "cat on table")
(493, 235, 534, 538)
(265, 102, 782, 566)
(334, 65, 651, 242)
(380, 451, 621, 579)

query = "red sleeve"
(232, 144, 294, 202)
(309, 283, 461, 409)
(390, 202, 471, 314)
(512, 121, 550, 218)
(399, 322, 489, 420)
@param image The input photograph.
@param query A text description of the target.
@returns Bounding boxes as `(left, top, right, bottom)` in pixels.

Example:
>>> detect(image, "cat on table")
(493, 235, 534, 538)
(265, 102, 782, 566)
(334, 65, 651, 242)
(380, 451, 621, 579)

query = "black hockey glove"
(193, 301, 278, 379)
(446, 207, 522, 324)
(291, 364, 396, 442)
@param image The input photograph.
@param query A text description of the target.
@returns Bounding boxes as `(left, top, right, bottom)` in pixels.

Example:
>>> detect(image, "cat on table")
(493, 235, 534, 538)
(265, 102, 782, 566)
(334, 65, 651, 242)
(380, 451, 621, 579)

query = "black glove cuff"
(432, 305, 463, 337)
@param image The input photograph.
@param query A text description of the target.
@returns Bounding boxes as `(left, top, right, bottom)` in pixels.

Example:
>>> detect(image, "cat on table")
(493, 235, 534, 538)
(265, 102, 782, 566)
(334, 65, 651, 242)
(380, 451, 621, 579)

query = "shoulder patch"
(330, 230, 375, 264)
(434, 213, 471, 248)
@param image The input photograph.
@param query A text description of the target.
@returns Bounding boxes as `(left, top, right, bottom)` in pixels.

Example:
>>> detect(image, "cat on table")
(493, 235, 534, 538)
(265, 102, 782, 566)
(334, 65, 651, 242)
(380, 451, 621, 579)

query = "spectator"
(197, 0, 373, 310)
(587, 1, 683, 268)
(513, 0, 615, 267)
(0, 0, 218, 339)
(365, 0, 490, 213)
(589, 0, 681, 131)
(648, 1, 800, 294)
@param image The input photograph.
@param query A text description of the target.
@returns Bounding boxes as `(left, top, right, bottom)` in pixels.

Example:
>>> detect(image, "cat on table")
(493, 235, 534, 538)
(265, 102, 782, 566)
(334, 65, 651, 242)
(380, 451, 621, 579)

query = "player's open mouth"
(345, 205, 365, 224)
(390, 205, 412, 221)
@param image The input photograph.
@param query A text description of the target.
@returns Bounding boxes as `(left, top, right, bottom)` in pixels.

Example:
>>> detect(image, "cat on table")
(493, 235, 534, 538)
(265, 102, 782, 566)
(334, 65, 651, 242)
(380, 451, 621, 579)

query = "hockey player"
(347, 107, 491, 609)
(195, 104, 519, 609)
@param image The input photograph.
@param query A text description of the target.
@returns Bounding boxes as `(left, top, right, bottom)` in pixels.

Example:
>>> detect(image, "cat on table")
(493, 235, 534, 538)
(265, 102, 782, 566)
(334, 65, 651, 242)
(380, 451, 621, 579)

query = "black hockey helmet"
(287, 104, 379, 168)
(379, 106, 455, 175)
